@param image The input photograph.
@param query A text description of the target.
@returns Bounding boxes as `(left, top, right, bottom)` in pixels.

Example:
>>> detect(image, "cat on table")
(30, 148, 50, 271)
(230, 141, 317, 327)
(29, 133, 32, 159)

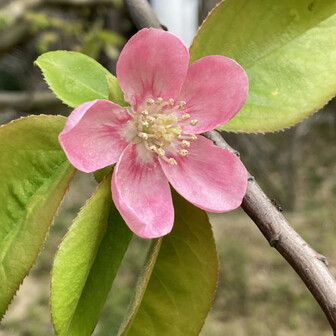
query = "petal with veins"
(177, 56, 248, 134)
(160, 135, 247, 212)
(116, 28, 189, 110)
(59, 99, 131, 173)
(112, 144, 174, 238)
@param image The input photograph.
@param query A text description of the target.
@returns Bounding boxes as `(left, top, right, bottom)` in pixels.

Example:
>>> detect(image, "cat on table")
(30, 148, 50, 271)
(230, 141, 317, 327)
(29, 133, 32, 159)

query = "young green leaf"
(118, 192, 218, 336)
(106, 73, 128, 107)
(35, 51, 111, 108)
(51, 174, 132, 336)
(0, 115, 76, 320)
(190, 0, 336, 133)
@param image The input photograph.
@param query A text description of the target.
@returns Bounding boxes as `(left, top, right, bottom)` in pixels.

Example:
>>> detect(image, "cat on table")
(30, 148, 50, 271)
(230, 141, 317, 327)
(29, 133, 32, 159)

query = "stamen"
(179, 101, 186, 109)
(146, 98, 155, 105)
(139, 132, 149, 140)
(149, 145, 157, 152)
(142, 120, 149, 127)
(181, 113, 190, 120)
(168, 158, 177, 165)
(169, 98, 174, 106)
(157, 148, 165, 157)
(190, 119, 198, 126)
(181, 140, 190, 147)
(156, 97, 163, 104)
(179, 149, 188, 156)
(190, 134, 197, 140)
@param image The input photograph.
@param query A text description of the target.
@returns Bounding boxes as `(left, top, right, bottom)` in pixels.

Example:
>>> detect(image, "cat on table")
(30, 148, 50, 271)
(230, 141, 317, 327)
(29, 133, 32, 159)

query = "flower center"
(127, 97, 198, 165)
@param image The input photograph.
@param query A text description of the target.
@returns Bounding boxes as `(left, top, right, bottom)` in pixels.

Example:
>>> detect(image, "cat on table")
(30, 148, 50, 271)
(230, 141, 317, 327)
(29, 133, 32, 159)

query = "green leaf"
(190, 0, 336, 133)
(0, 115, 76, 319)
(35, 51, 111, 108)
(106, 73, 128, 107)
(118, 192, 218, 336)
(51, 174, 133, 336)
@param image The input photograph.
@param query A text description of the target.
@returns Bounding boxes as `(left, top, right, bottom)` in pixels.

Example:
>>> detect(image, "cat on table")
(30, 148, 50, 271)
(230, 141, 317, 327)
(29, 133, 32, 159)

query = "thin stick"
(125, 0, 336, 332)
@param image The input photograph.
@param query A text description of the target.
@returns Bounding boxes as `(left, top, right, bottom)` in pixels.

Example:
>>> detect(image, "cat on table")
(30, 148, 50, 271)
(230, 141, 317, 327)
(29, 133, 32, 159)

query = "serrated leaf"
(51, 174, 132, 336)
(190, 0, 336, 133)
(106, 73, 128, 107)
(35, 51, 111, 108)
(0, 115, 76, 319)
(118, 192, 218, 336)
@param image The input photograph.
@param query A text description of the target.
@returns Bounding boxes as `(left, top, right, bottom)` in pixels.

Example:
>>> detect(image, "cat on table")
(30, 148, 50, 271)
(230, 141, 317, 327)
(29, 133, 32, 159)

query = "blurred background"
(0, 0, 335, 335)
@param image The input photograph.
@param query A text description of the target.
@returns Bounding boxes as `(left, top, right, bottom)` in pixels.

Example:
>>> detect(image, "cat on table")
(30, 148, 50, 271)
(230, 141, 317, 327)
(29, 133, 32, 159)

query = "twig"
(125, 0, 336, 332)
(0, 91, 60, 111)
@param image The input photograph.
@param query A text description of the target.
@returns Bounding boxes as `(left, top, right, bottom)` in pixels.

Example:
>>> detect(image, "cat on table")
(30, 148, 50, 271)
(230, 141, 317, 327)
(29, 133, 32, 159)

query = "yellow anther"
(146, 98, 155, 105)
(149, 145, 157, 152)
(190, 134, 197, 140)
(141, 109, 149, 116)
(181, 140, 190, 147)
(147, 116, 155, 123)
(181, 113, 190, 120)
(156, 97, 163, 104)
(142, 121, 149, 127)
(179, 149, 188, 156)
(179, 101, 186, 109)
(157, 148, 165, 156)
(139, 132, 148, 140)
(169, 98, 174, 106)
(168, 158, 177, 165)
(190, 119, 198, 126)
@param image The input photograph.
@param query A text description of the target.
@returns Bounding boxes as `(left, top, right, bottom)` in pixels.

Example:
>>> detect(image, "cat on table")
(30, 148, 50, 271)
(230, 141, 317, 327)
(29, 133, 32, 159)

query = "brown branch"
(0, 91, 60, 111)
(125, 0, 336, 333)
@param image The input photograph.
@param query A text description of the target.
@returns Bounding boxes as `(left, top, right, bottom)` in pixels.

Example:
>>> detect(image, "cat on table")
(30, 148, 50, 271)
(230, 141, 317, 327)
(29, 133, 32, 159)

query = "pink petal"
(160, 135, 247, 212)
(112, 144, 174, 238)
(59, 99, 131, 173)
(177, 56, 248, 134)
(116, 28, 189, 110)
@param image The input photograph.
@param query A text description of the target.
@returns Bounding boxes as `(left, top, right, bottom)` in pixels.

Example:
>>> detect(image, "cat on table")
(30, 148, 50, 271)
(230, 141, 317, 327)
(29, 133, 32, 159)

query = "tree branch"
(125, 0, 336, 332)
(0, 91, 60, 111)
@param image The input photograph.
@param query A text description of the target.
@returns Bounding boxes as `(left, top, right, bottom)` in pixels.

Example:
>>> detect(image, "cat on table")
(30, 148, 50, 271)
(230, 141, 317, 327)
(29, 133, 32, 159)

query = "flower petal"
(160, 135, 247, 212)
(112, 144, 174, 238)
(177, 56, 248, 134)
(116, 28, 189, 109)
(59, 99, 131, 173)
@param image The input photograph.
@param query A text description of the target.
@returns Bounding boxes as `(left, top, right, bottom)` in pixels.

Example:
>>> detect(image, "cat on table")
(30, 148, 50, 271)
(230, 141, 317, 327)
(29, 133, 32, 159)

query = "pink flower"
(59, 28, 248, 238)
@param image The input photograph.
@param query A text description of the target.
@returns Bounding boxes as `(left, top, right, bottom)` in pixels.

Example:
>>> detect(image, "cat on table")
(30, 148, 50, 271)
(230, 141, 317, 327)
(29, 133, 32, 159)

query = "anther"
(149, 145, 157, 152)
(142, 121, 149, 127)
(157, 148, 165, 157)
(179, 101, 186, 109)
(146, 98, 155, 105)
(139, 132, 148, 140)
(181, 140, 190, 147)
(190, 119, 198, 126)
(181, 113, 190, 120)
(141, 109, 149, 116)
(179, 149, 188, 156)
(168, 158, 177, 165)
(156, 97, 163, 104)
(169, 98, 174, 106)
(190, 134, 197, 140)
